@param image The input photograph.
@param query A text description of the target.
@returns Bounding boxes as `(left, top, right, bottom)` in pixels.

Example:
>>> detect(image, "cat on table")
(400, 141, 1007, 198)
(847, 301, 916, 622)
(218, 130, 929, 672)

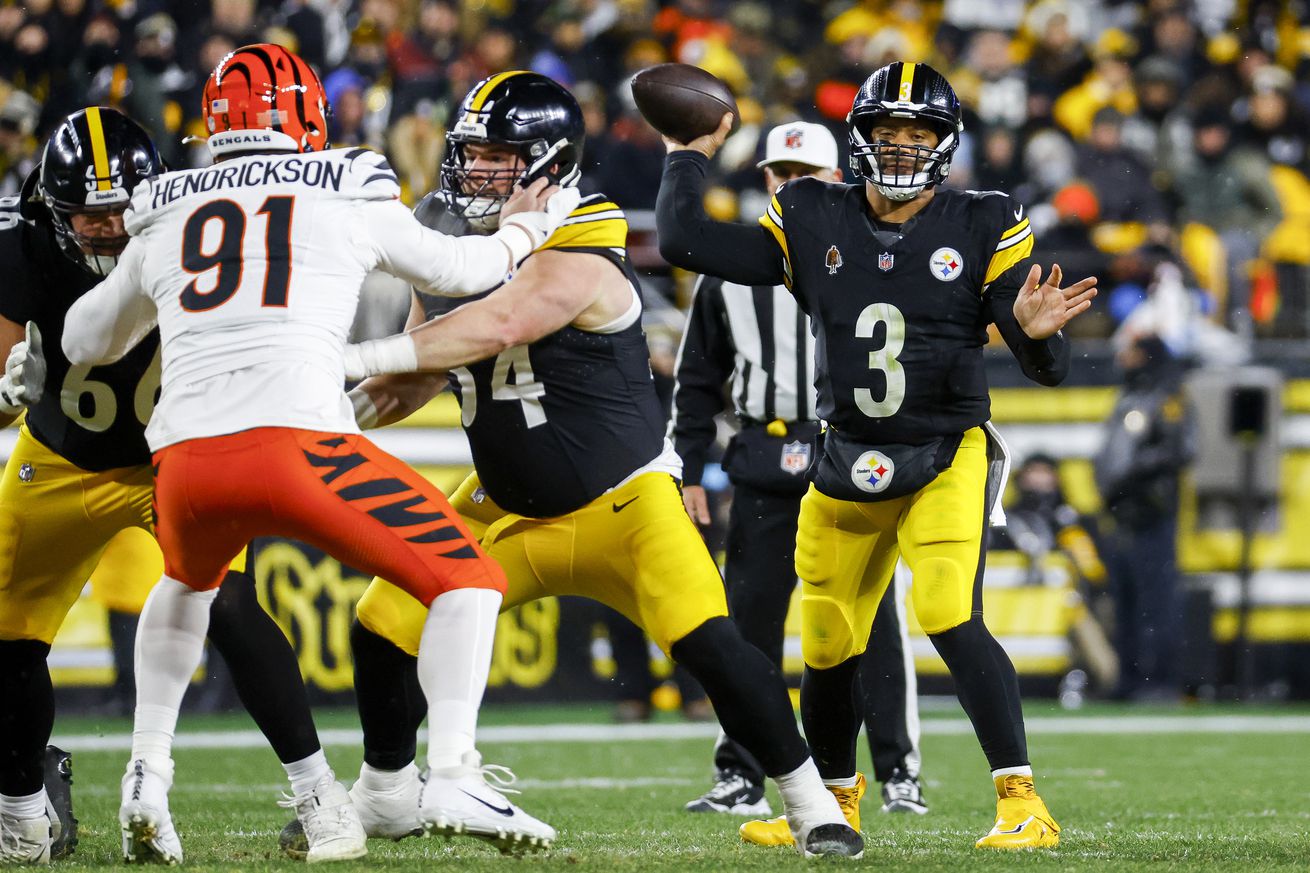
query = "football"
(630, 63, 740, 144)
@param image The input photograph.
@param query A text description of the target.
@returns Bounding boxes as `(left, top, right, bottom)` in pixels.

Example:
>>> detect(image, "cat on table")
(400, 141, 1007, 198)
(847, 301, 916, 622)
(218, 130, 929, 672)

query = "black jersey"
(0, 199, 159, 471)
(759, 179, 1041, 445)
(416, 194, 666, 518)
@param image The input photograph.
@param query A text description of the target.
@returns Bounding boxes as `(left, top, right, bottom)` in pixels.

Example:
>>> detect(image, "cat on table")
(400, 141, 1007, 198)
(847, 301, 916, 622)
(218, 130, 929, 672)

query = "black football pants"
(711, 480, 920, 785)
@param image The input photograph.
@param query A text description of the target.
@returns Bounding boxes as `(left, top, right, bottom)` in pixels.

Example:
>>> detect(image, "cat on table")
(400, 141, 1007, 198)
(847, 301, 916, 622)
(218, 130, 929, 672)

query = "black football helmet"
(38, 107, 164, 275)
(440, 71, 584, 231)
(847, 62, 963, 201)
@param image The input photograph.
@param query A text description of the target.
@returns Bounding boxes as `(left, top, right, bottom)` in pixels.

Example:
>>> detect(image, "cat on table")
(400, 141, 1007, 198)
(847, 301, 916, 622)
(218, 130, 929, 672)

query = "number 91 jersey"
(759, 179, 1033, 446)
(0, 198, 158, 471)
(417, 193, 666, 519)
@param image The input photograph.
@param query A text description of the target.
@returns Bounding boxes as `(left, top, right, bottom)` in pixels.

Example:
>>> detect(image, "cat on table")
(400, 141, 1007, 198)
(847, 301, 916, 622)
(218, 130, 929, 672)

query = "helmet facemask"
(440, 132, 580, 232)
(848, 112, 959, 201)
(42, 190, 130, 277)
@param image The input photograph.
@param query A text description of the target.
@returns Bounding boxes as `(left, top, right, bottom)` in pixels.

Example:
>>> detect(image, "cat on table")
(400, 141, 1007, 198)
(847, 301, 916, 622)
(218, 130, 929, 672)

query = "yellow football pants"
(0, 425, 156, 643)
(796, 426, 988, 669)
(356, 471, 728, 656)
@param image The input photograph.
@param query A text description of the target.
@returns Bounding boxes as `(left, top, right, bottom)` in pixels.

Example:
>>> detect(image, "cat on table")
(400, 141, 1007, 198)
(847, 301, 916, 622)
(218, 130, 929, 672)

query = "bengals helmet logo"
(825, 245, 843, 275)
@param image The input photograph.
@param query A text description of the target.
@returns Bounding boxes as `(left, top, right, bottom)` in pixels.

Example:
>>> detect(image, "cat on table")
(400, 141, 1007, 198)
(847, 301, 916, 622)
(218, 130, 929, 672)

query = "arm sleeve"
(656, 151, 786, 286)
(669, 275, 735, 486)
(61, 239, 158, 366)
(986, 268, 1071, 387)
(361, 199, 523, 298)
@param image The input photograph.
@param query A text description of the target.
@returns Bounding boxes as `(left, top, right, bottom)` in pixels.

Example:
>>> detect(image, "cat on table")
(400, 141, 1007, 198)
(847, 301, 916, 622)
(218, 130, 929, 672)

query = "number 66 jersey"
(0, 196, 158, 471)
(62, 148, 526, 452)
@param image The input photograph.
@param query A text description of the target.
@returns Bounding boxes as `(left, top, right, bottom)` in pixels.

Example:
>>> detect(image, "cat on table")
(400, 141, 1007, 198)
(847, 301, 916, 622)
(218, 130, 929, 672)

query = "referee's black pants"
(712, 479, 920, 785)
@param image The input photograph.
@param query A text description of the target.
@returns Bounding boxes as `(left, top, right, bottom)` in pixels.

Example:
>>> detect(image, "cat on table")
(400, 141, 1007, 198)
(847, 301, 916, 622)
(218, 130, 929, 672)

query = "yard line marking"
(51, 715, 1310, 752)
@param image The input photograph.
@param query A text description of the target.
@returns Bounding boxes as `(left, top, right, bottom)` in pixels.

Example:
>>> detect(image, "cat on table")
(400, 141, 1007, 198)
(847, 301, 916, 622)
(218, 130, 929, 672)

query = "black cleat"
(684, 772, 772, 816)
(44, 745, 78, 860)
(880, 769, 928, 815)
(279, 818, 309, 861)
(802, 822, 864, 858)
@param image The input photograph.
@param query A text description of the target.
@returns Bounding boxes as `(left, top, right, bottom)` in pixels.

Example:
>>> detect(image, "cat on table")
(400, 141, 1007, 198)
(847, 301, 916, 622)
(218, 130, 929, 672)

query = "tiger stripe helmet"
(203, 43, 329, 157)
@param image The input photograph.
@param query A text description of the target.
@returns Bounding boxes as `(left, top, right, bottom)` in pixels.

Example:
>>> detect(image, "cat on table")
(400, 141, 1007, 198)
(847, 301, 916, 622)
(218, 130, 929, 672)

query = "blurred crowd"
(2, 0, 1309, 344)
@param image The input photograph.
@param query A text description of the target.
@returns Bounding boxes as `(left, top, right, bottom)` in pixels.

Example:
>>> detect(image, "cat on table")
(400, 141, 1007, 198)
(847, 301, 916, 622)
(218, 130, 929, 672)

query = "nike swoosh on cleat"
(458, 790, 514, 817)
(994, 816, 1035, 835)
(612, 497, 639, 513)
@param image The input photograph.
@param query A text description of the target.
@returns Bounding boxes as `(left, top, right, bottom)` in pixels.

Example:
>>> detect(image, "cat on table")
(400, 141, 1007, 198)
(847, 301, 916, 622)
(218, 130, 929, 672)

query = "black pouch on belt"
(811, 427, 964, 503)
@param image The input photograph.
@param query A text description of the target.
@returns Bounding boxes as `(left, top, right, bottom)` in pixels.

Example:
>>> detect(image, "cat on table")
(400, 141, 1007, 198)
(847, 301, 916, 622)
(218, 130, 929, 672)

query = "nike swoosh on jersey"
(1013, 206, 1024, 221)
(612, 496, 639, 512)
(459, 789, 514, 817)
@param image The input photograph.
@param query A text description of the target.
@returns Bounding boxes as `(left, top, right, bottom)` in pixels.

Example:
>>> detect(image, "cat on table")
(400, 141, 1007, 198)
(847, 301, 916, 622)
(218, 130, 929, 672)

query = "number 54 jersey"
(759, 179, 1034, 446)
(0, 199, 158, 471)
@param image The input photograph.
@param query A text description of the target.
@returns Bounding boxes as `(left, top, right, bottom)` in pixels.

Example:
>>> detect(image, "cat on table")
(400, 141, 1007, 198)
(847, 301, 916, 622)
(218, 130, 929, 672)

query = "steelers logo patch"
(929, 247, 964, 282)
(851, 450, 895, 494)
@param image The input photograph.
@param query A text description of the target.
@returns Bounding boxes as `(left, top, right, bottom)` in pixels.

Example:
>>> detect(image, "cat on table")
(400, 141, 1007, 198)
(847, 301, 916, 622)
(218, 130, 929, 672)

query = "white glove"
(343, 334, 418, 382)
(497, 186, 583, 259)
(0, 321, 46, 414)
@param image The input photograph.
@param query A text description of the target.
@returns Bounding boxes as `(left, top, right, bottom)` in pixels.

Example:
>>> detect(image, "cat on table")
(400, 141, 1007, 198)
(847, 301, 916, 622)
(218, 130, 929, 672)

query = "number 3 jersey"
(417, 194, 669, 519)
(0, 202, 158, 471)
(64, 148, 522, 452)
(759, 180, 1040, 446)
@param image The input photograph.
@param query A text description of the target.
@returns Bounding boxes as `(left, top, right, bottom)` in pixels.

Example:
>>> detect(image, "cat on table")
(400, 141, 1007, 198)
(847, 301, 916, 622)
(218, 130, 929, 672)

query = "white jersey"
(62, 147, 521, 451)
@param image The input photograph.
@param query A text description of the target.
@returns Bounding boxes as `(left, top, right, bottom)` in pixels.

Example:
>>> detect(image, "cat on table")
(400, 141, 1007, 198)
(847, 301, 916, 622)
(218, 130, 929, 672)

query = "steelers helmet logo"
(929, 247, 963, 282)
(851, 450, 894, 494)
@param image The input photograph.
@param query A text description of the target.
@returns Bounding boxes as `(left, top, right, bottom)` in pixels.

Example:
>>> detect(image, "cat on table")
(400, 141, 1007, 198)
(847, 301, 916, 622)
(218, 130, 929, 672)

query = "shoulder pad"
(538, 193, 627, 252)
(338, 147, 401, 201)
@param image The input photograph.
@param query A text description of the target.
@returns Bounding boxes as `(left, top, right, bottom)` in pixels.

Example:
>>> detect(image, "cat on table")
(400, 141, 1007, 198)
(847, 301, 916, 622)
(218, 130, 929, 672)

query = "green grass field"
(47, 702, 1310, 871)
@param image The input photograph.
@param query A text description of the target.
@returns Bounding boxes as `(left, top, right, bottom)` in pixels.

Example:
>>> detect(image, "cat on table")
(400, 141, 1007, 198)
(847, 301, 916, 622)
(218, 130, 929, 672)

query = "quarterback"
(655, 62, 1096, 849)
(58, 45, 578, 864)
(333, 70, 863, 859)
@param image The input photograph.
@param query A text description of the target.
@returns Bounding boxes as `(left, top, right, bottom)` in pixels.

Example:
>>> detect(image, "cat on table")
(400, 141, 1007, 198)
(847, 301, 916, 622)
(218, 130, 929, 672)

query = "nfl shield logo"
(784, 127, 804, 149)
(878, 251, 894, 271)
(17, 463, 34, 483)
(780, 440, 812, 475)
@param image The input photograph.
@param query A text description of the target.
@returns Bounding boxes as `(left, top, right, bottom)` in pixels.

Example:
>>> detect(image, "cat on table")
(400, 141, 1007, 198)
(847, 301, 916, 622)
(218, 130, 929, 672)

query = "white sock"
(992, 765, 1033, 780)
(774, 757, 841, 820)
(822, 775, 859, 789)
(130, 576, 217, 771)
(416, 588, 502, 773)
(0, 789, 47, 820)
(358, 761, 419, 792)
(283, 749, 332, 796)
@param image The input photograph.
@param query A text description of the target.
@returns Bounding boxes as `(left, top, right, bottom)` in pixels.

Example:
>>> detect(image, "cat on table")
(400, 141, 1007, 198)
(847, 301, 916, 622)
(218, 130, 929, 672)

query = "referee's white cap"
(757, 122, 840, 170)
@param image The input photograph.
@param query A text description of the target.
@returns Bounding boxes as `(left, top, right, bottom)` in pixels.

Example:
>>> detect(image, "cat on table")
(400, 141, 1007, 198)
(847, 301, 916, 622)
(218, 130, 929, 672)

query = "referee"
(673, 122, 926, 818)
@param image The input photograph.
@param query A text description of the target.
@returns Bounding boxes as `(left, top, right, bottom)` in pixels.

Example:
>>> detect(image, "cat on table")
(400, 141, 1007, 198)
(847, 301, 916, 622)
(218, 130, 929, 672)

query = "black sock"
(0, 639, 53, 796)
(351, 620, 425, 771)
(107, 609, 138, 708)
(671, 617, 809, 777)
(929, 616, 1028, 770)
(801, 656, 862, 780)
(207, 570, 321, 764)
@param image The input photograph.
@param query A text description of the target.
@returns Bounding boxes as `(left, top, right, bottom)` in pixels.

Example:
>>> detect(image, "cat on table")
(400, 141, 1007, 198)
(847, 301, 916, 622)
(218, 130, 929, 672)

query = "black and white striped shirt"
(670, 275, 817, 486)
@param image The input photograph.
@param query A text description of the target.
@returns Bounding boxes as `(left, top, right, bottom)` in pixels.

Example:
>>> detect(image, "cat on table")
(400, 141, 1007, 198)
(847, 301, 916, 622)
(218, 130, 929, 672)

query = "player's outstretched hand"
(0, 320, 46, 409)
(682, 484, 711, 527)
(663, 112, 734, 160)
(501, 178, 581, 249)
(1013, 263, 1097, 340)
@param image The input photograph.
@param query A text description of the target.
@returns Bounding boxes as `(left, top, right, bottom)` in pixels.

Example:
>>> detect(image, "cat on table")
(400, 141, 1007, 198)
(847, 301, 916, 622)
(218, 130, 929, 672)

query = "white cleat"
(0, 809, 52, 865)
(418, 751, 555, 854)
(119, 759, 182, 865)
(278, 776, 367, 863)
(349, 764, 423, 841)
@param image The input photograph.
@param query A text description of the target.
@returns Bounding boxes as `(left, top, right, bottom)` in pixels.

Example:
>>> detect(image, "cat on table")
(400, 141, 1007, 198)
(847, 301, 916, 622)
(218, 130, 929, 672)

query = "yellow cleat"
(975, 774, 1060, 850)
(739, 774, 864, 847)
